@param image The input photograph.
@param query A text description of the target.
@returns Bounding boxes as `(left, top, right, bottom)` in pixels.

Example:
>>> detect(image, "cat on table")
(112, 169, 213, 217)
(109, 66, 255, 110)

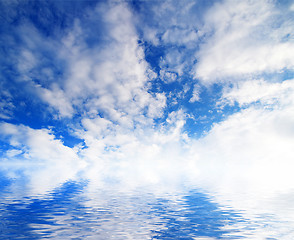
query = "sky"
(1, 0, 294, 203)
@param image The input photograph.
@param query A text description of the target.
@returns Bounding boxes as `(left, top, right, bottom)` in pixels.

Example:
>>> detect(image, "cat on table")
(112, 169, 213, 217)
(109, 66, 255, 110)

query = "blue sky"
(1, 0, 294, 197)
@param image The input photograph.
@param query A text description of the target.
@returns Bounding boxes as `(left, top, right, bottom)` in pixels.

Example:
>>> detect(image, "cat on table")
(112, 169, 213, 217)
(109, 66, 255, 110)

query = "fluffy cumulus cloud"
(0, 1, 168, 193)
(0, 112, 198, 195)
(193, 81, 294, 235)
(1, 1, 294, 232)
(194, 0, 294, 83)
(0, 122, 84, 194)
(1, 1, 166, 122)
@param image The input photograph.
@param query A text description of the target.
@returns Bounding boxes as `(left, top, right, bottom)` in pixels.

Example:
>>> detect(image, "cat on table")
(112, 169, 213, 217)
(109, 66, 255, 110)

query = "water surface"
(1, 175, 294, 239)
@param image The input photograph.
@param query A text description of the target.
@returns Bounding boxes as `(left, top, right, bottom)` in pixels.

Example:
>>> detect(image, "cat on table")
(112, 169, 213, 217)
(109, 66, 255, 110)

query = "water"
(1, 175, 294, 240)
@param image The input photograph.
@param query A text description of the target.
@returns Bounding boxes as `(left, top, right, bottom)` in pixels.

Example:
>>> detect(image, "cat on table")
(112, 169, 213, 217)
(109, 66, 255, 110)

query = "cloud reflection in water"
(1, 174, 294, 239)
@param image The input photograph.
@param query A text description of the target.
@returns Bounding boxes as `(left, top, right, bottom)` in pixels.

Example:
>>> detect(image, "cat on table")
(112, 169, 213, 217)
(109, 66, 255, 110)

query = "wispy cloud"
(221, 78, 294, 107)
(0, 82, 15, 120)
(194, 0, 294, 83)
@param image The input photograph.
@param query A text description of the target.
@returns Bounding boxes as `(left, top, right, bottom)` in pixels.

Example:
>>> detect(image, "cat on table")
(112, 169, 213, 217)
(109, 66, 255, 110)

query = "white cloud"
(159, 69, 178, 83)
(36, 83, 74, 118)
(162, 27, 198, 46)
(143, 0, 199, 43)
(17, 49, 37, 74)
(194, 106, 294, 236)
(0, 123, 79, 163)
(0, 123, 85, 195)
(188, 77, 294, 229)
(142, 26, 160, 45)
(134, 0, 294, 88)
(189, 84, 201, 103)
(56, 2, 167, 127)
(5, 22, 74, 117)
(159, 48, 186, 76)
(2, 1, 168, 131)
(221, 78, 294, 107)
(0, 108, 197, 194)
(136, 0, 204, 79)
(5, 149, 23, 158)
(0, 84, 14, 120)
(194, 0, 294, 83)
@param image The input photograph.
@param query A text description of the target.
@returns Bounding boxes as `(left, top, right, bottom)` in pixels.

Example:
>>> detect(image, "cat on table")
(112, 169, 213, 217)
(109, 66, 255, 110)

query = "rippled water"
(1, 175, 294, 240)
